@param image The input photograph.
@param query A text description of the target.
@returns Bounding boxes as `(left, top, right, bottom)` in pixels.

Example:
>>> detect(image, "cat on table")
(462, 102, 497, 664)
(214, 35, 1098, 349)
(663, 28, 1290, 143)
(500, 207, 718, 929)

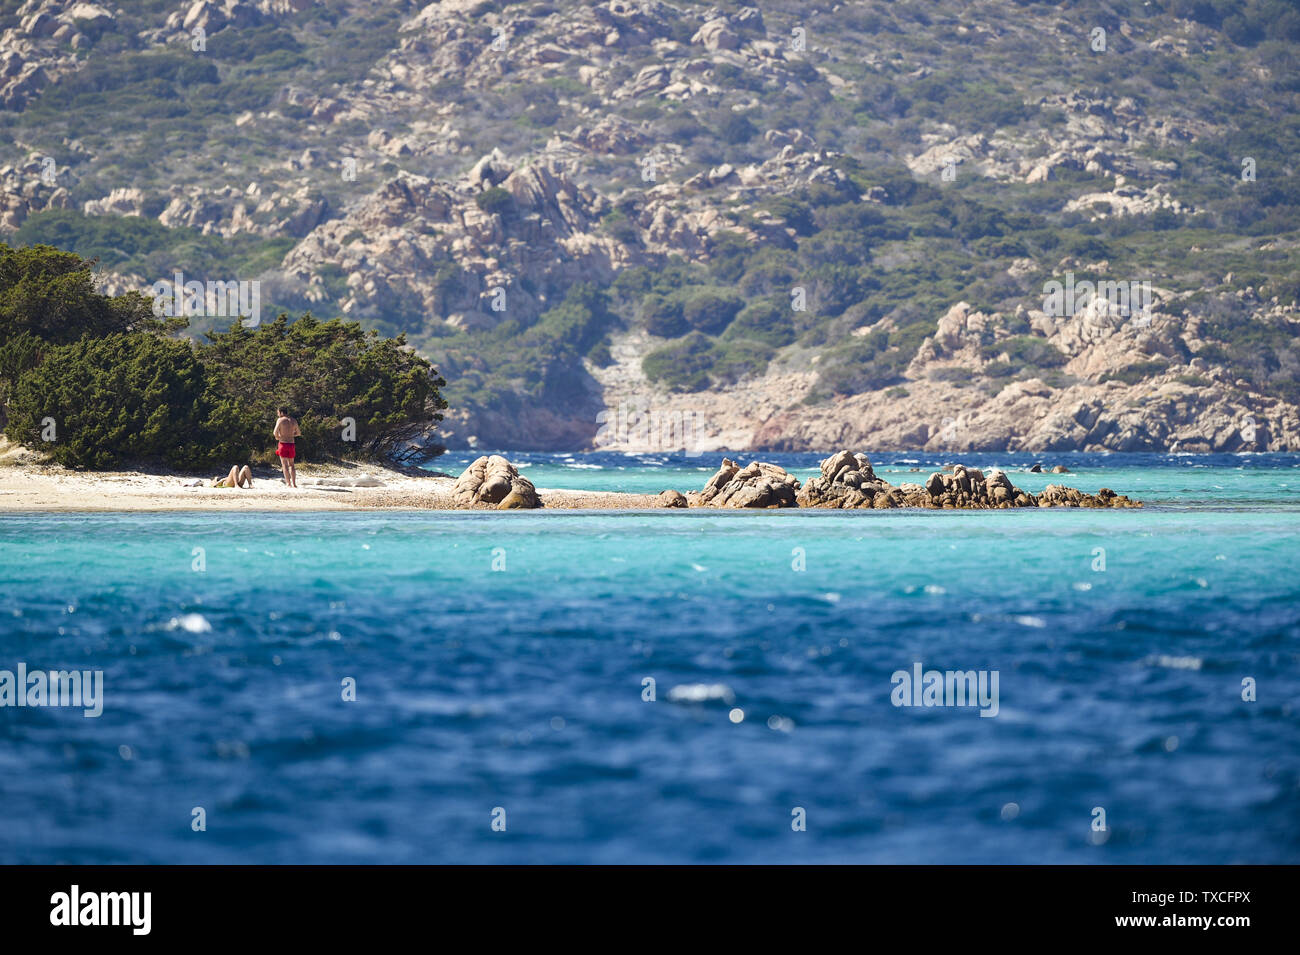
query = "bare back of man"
(273, 408, 301, 488)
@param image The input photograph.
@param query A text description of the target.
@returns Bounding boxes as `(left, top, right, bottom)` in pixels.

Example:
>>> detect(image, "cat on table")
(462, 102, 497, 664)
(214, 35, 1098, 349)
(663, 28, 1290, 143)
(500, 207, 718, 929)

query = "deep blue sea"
(1, 451, 1298, 863)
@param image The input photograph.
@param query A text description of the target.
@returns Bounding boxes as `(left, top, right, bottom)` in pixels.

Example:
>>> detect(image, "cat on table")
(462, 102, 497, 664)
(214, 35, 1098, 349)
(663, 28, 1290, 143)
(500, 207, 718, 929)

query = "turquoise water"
(0, 453, 1298, 863)
(436, 449, 1300, 507)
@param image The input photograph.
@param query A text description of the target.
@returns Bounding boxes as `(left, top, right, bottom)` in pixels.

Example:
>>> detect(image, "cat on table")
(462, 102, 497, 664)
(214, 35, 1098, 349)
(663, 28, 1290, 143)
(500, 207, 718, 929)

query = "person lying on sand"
(212, 465, 253, 489)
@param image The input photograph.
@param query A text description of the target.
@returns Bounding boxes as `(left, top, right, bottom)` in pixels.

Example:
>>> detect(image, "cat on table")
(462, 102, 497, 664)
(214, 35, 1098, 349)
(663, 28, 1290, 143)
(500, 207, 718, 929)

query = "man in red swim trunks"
(273, 407, 301, 488)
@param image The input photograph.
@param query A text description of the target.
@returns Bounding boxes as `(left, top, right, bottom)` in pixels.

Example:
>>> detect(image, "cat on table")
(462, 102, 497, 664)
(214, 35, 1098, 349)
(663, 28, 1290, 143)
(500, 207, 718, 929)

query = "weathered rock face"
(1037, 484, 1140, 508)
(451, 454, 541, 509)
(794, 450, 1140, 509)
(738, 298, 1300, 455)
(921, 464, 1037, 509)
(795, 450, 920, 509)
(697, 457, 799, 508)
(656, 489, 687, 508)
(283, 162, 622, 332)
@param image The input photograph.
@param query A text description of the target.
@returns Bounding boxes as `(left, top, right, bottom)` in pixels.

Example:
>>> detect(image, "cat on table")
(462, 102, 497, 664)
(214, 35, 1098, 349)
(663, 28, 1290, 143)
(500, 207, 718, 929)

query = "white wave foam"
(668, 683, 735, 704)
(168, 613, 211, 634)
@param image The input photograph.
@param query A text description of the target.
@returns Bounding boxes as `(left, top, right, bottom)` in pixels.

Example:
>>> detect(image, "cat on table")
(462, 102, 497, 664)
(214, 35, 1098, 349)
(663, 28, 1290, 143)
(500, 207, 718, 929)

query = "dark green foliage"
(0, 244, 446, 469)
(641, 293, 688, 337)
(906, 73, 1032, 132)
(813, 335, 906, 396)
(680, 287, 744, 334)
(802, 264, 878, 315)
(659, 111, 709, 144)
(601, 210, 641, 246)
(701, 231, 752, 284)
(642, 332, 715, 392)
(438, 283, 617, 411)
(0, 243, 162, 345)
(6, 333, 207, 469)
(725, 297, 797, 347)
(1196, 306, 1300, 403)
(638, 285, 744, 336)
(1099, 361, 1172, 384)
(1166, 0, 1300, 43)
(475, 187, 515, 217)
(33, 49, 218, 113)
(710, 338, 775, 384)
(811, 322, 935, 398)
(980, 336, 1068, 370)
(756, 196, 816, 235)
(528, 282, 616, 357)
(0, 332, 41, 409)
(195, 313, 445, 465)
(719, 111, 758, 144)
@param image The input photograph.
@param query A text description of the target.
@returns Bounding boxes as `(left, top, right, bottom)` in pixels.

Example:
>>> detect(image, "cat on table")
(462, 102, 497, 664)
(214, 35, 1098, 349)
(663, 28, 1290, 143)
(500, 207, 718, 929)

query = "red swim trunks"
(277, 442, 296, 459)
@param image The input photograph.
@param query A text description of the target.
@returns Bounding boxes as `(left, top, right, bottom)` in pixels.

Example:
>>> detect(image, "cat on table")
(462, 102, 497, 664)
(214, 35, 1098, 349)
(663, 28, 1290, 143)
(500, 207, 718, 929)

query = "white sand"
(0, 462, 660, 512)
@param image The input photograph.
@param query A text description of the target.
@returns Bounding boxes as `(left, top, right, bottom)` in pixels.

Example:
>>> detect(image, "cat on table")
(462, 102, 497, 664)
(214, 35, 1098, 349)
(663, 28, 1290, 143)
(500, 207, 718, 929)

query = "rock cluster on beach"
(443, 452, 1138, 511)
(695, 457, 800, 508)
(451, 455, 541, 509)
(693, 450, 1140, 510)
(1036, 484, 1134, 508)
(796, 450, 922, 509)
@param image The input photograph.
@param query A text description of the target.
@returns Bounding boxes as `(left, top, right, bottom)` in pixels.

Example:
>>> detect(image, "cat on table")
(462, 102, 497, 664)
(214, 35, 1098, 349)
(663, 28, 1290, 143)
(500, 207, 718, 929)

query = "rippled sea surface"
(1, 452, 1298, 863)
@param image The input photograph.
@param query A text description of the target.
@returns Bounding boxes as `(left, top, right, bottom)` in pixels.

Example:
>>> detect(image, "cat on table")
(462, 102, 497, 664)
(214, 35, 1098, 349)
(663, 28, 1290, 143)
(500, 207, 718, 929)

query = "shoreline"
(0, 457, 1141, 514)
(0, 462, 663, 512)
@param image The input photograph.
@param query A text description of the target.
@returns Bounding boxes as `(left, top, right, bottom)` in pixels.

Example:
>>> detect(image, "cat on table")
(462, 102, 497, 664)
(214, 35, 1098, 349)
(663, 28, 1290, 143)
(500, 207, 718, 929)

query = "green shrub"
(196, 313, 445, 465)
(475, 186, 515, 217)
(12, 211, 298, 287)
(641, 293, 688, 337)
(711, 339, 774, 384)
(757, 196, 816, 235)
(0, 332, 42, 408)
(980, 335, 1067, 369)
(720, 111, 758, 144)
(906, 73, 1032, 131)
(0, 243, 160, 346)
(1099, 361, 1171, 384)
(680, 287, 744, 334)
(6, 333, 206, 469)
(0, 243, 446, 469)
(642, 332, 714, 392)
(813, 333, 906, 396)
(725, 296, 797, 347)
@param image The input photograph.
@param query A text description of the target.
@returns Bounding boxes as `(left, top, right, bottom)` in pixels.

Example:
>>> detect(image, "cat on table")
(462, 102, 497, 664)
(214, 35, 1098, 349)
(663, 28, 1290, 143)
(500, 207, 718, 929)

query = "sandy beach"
(0, 462, 660, 512)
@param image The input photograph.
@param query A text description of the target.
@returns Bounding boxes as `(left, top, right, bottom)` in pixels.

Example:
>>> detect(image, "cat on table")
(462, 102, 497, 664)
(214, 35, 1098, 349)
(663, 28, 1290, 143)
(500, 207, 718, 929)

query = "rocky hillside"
(3, 0, 1299, 451)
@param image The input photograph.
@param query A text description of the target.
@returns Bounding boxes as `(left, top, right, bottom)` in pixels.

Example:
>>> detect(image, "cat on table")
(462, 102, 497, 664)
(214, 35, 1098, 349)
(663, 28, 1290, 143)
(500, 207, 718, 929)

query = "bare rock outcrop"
(697, 457, 799, 508)
(920, 464, 1036, 509)
(796, 450, 1140, 509)
(451, 455, 541, 509)
(1037, 484, 1139, 508)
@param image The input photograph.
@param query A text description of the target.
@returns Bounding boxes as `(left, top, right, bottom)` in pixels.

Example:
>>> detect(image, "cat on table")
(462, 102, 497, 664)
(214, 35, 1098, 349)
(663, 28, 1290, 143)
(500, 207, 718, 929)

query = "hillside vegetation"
(2, 0, 1299, 450)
